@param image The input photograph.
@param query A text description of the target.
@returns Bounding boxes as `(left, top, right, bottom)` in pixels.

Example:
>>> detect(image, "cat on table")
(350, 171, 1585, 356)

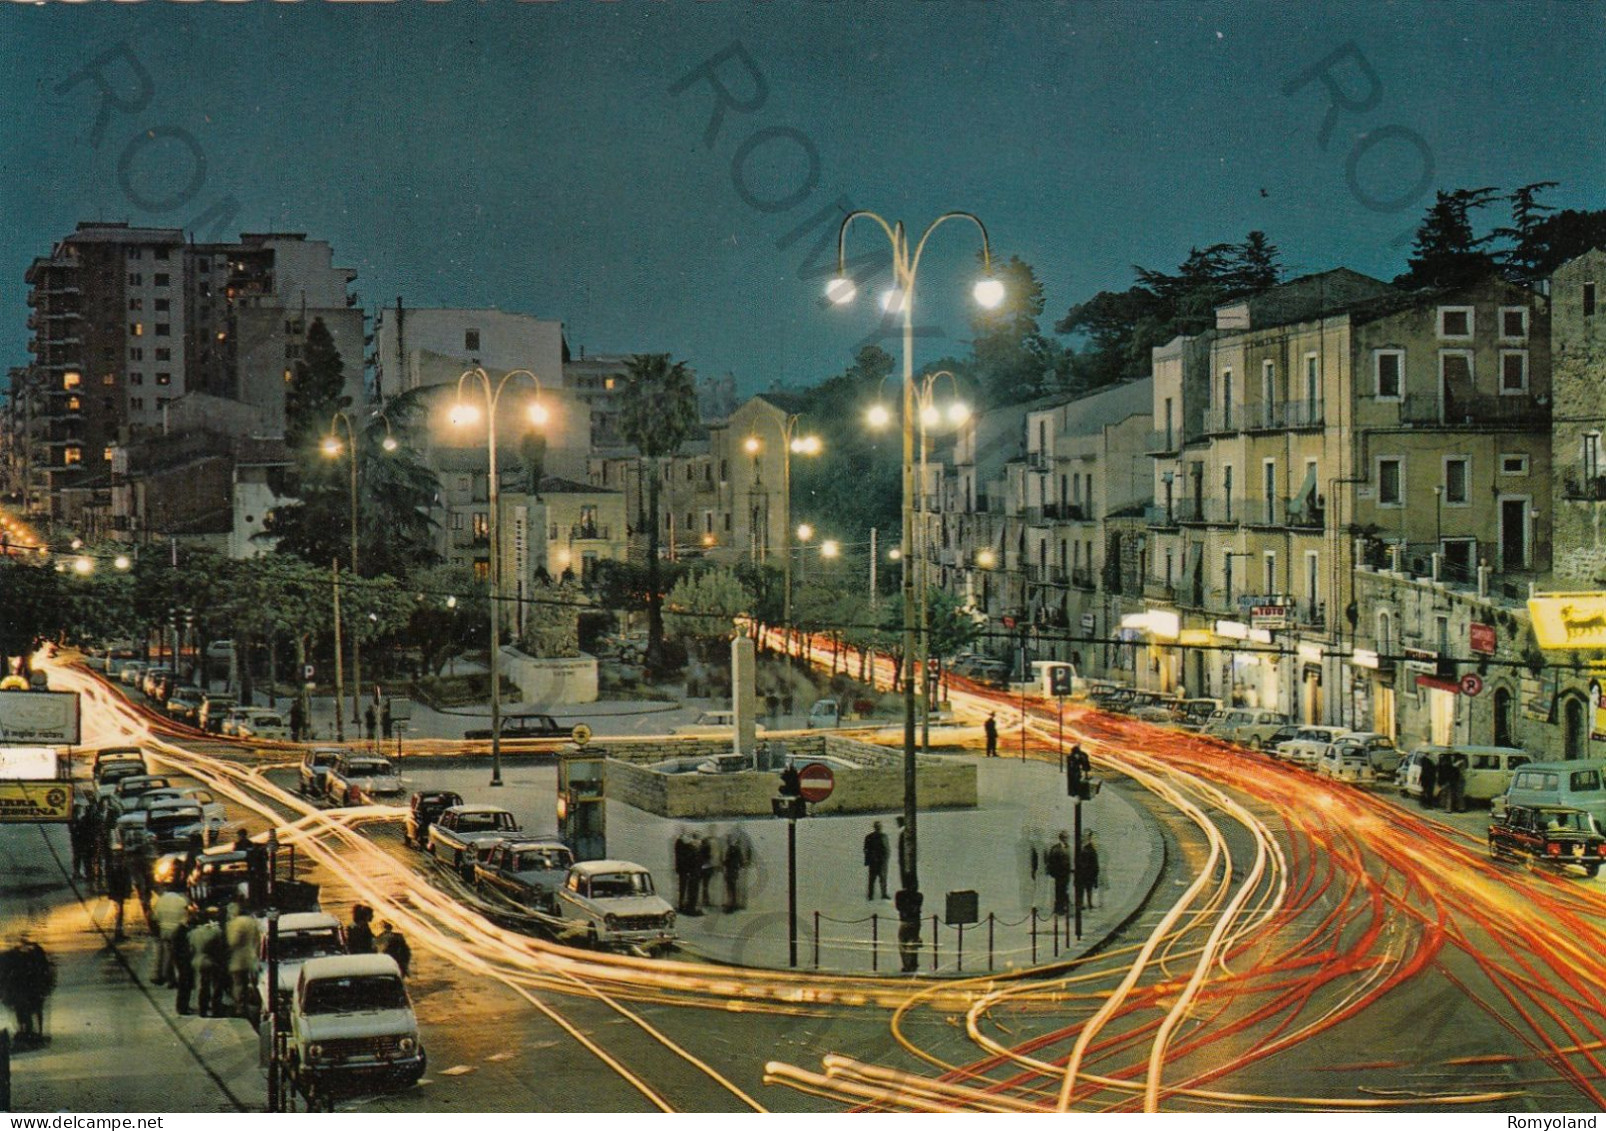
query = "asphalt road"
(18, 655, 1606, 1113)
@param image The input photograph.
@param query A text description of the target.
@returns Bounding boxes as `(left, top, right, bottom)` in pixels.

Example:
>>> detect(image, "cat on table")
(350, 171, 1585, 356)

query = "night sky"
(3, 2, 1602, 396)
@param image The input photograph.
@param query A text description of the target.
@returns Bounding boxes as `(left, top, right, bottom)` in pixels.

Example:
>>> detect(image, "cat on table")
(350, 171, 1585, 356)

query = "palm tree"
(617, 354, 699, 673)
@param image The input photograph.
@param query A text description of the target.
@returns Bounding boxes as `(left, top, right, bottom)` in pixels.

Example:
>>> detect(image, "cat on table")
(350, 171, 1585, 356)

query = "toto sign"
(796, 762, 835, 803)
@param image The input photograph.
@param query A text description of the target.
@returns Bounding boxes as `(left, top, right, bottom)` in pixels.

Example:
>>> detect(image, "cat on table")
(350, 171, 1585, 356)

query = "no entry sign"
(797, 761, 835, 803)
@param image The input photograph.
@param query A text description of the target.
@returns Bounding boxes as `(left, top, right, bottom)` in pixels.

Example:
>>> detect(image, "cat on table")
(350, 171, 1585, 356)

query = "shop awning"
(1414, 674, 1460, 694)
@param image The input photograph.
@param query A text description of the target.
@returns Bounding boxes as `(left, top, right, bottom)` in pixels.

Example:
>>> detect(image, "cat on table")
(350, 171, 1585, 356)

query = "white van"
(1028, 661, 1079, 700)
(1495, 759, 1606, 826)
(1203, 708, 1290, 749)
(1401, 745, 1531, 804)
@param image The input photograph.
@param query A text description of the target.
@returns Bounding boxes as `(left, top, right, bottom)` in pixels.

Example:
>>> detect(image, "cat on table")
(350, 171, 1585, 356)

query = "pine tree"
(1395, 188, 1500, 289)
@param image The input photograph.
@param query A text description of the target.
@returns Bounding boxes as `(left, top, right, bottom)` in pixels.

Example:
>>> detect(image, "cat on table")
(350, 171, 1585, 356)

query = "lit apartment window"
(1499, 350, 1528, 393)
(129, 323, 142, 337)
(1378, 457, 1403, 506)
(465, 329, 480, 352)
(1438, 306, 1473, 339)
(102, 373, 115, 387)
(63, 447, 82, 465)
(156, 373, 171, 386)
(605, 377, 616, 390)
(472, 513, 489, 539)
(1374, 349, 1403, 399)
(66, 396, 81, 411)
(63, 371, 81, 389)
(1499, 307, 1528, 339)
(1444, 457, 1469, 504)
(103, 446, 114, 462)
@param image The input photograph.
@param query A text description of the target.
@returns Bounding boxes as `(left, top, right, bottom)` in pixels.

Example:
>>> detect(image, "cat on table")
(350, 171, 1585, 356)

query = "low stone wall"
(501, 649, 598, 705)
(599, 733, 977, 819)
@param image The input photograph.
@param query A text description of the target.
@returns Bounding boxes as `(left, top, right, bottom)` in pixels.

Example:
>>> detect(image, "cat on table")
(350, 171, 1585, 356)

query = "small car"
(176, 786, 230, 842)
(252, 911, 346, 1028)
(1488, 804, 1606, 877)
(119, 660, 149, 686)
(805, 699, 842, 729)
(474, 837, 575, 914)
(280, 954, 425, 1100)
(143, 800, 209, 854)
(299, 749, 344, 798)
(554, 859, 676, 950)
(1273, 726, 1351, 768)
(197, 694, 238, 733)
(325, 754, 402, 805)
(464, 713, 567, 741)
(93, 759, 150, 799)
(236, 710, 289, 741)
(403, 790, 465, 849)
(141, 666, 175, 699)
(1316, 737, 1377, 786)
(92, 747, 146, 778)
(164, 687, 207, 723)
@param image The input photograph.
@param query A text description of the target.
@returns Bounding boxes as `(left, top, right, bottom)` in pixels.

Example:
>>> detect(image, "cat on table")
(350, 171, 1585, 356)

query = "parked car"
(671, 710, 765, 737)
(108, 785, 184, 820)
(118, 660, 149, 686)
(92, 747, 146, 776)
(108, 774, 174, 811)
(142, 800, 210, 854)
(299, 749, 344, 798)
(186, 847, 251, 909)
(464, 713, 566, 741)
(1316, 736, 1377, 786)
(805, 698, 842, 729)
(428, 804, 521, 878)
(1494, 760, 1606, 827)
(474, 837, 575, 914)
(219, 707, 256, 737)
(164, 686, 207, 723)
(251, 911, 346, 1028)
(1260, 724, 1305, 753)
(197, 694, 238, 733)
(279, 954, 425, 1102)
(1174, 698, 1225, 731)
(1333, 731, 1400, 776)
(205, 639, 237, 660)
(1204, 708, 1293, 749)
(235, 709, 289, 741)
(1488, 804, 1606, 877)
(404, 790, 465, 849)
(141, 666, 175, 699)
(1273, 726, 1351, 768)
(94, 759, 149, 799)
(176, 786, 229, 842)
(554, 859, 676, 950)
(1400, 745, 1532, 804)
(324, 754, 402, 806)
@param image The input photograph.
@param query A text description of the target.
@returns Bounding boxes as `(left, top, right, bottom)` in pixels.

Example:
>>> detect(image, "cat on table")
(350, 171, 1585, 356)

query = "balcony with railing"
(1041, 503, 1090, 522)
(1561, 466, 1606, 502)
(1242, 496, 1286, 528)
(1282, 496, 1326, 531)
(1146, 428, 1182, 455)
(1144, 503, 1179, 529)
(1400, 392, 1549, 428)
(1201, 407, 1240, 436)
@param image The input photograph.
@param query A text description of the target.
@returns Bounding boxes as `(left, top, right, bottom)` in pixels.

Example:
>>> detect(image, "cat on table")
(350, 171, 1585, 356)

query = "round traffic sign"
(571, 723, 592, 746)
(796, 761, 835, 803)
(1459, 673, 1484, 697)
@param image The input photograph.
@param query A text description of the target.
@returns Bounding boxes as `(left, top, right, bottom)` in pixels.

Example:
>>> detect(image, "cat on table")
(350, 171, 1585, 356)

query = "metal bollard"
(957, 921, 965, 973)
(988, 913, 995, 972)
(1030, 908, 1038, 965)
(931, 914, 939, 972)
(871, 915, 878, 973)
(813, 912, 820, 969)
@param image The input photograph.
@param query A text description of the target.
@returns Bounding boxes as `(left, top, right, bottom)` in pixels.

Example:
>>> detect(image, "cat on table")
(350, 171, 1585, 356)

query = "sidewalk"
(0, 823, 264, 1113)
(404, 752, 1169, 976)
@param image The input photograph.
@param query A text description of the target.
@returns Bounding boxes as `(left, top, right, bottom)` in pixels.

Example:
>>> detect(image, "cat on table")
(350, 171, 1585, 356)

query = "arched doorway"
(1563, 693, 1588, 759)
(1493, 686, 1514, 747)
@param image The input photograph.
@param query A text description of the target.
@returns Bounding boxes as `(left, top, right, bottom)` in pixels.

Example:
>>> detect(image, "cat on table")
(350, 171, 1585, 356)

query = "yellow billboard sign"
(1529, 595, 1606, 649)
(0, 780, 73, 823)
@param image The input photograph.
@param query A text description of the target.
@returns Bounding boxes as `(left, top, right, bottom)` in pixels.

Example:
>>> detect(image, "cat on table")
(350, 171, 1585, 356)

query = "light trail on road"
(54, 647, 1606, 1111)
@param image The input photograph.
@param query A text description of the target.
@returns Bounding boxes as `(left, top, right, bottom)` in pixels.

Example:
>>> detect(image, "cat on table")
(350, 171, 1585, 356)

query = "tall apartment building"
(1140, 269, 1551, 727)
(19, 223, 361, 520)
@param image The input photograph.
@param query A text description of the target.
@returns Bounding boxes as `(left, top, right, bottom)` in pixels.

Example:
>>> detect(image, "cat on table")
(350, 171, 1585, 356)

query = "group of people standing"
(1417, 750, 1468, 812)
(672, 827, 754, 915)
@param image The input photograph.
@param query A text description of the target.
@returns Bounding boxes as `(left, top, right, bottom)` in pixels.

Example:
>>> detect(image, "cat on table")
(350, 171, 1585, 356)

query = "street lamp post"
(829, 210, 1000, 969)
(452, 367, 548, 788)
(322, 412, 363, 732)
(744, 420, 821, 634)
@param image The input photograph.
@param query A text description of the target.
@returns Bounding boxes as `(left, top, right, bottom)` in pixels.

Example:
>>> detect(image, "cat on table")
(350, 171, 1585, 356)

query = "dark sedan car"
(1489, 804, 1606, 877)
(404, 790, 465, 850)
(464, 713, 567, 741)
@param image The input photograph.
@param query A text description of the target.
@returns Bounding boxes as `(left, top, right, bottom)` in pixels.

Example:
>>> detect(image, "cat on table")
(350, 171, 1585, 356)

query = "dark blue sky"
(4, 2, 1602, 395)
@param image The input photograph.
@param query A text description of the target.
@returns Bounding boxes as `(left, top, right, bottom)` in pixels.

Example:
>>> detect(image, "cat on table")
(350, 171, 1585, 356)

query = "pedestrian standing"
(721, 834, 744, 912)
(381, 700, 393, 741)
(376, 921, 412, 977)
(172, 909, 197, 1014)
(0, 939, 55, 1044)
(673, 829, 697, 915)
(1046, 831, 1072, 917)
(289, 698, 307, 743)
(697, 833, 716, 912)
(895, 816, 912, 889)
(105, 843, 132, 943)
(1445, 754, 1467, 813)
(1418, 752, 1438, 809)
(365, 704, 377, 743)
(730, 826, 754, 910)
(863, 821, 890, 900)
(1075, 834, 1100, 911)
(347, 904, 375, 954)
(226, 904, 261, 1018)
(984, 713, 999, 757)
(189, 909, 225, 1017)
(69, 797, 90, 880)
(151, 885, 189, 986)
